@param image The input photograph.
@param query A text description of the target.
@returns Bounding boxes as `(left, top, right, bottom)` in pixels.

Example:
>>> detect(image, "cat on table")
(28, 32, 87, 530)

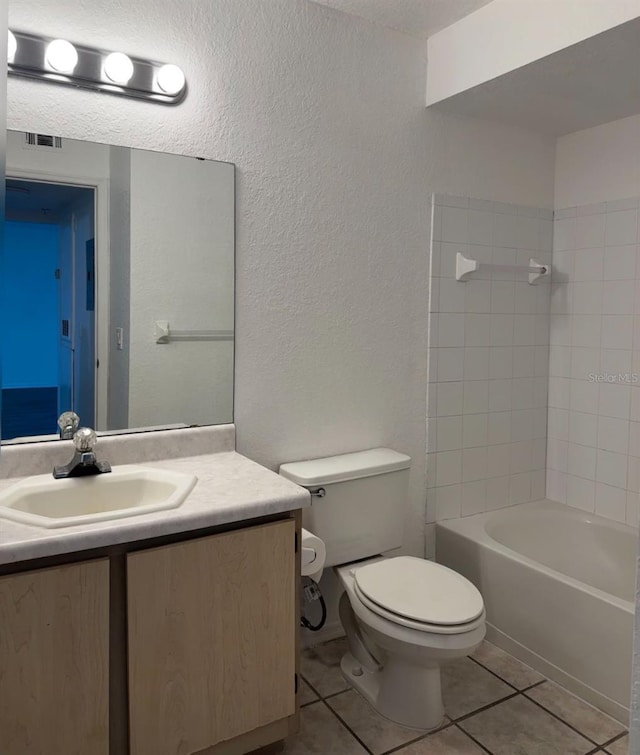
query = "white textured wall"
(7, 0, 555, 560)
(555, 114, 640, 207)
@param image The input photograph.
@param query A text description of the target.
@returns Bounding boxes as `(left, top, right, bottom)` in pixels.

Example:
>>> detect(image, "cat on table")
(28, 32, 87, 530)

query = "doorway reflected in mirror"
(3, 179, 95, 440)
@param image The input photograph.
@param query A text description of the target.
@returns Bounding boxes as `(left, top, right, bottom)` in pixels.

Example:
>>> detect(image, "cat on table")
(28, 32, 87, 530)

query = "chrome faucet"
(57, 411, 80, 440)
(53, 427, 112, 479)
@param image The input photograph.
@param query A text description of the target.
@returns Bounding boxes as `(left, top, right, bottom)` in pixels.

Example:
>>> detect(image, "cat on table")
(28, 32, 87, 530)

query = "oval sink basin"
(0, 465, 197, 528)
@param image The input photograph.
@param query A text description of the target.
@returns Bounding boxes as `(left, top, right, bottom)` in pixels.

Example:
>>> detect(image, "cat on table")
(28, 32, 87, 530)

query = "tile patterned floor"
(286, 637, 628, 755)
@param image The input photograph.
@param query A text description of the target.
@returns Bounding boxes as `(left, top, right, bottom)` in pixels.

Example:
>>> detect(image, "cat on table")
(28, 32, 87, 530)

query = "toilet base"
(340, 651, 446, 731)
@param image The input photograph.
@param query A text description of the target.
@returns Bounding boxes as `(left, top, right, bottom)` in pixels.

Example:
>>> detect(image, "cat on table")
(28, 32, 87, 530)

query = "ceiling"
(312, 0, 640, 136)
(310, 0, 494, 38)
(434, 17, 640, 135)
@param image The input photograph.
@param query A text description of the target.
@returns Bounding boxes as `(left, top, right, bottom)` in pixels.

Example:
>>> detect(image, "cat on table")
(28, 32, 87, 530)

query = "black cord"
(301, 593, 327, 631)
(300, 578, 327, 632)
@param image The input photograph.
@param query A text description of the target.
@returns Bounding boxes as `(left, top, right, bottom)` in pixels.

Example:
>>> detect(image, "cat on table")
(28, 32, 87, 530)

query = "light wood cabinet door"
(0, 559, 110, 755)
(127, 519, 296, 755)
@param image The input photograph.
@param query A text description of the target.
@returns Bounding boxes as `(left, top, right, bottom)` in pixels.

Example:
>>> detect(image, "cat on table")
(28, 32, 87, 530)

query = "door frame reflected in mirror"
(4, 167, 109, 440)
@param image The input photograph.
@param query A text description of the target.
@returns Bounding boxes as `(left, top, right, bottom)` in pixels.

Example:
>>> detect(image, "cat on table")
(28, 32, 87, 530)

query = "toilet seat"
(352, 556, 484, 634)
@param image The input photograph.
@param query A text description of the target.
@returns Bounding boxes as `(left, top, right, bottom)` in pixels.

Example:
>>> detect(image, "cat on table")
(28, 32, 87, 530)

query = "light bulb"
(45, 39, 78, 73)
(104, 52, 134, 85)
(7, 31, 16, 64)
(156, 64, 185, 95)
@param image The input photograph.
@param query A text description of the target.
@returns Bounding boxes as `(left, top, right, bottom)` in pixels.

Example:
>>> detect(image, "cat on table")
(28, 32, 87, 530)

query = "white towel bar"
(455, 252, 549, 285)
(154, 320, 234, 344)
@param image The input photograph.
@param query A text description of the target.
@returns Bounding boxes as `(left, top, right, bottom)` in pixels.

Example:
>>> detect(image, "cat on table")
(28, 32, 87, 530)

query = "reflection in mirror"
(2, 131, 235, 442)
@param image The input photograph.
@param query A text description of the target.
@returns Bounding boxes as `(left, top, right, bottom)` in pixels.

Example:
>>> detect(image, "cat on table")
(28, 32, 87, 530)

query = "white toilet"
(280, 448, 486, 731)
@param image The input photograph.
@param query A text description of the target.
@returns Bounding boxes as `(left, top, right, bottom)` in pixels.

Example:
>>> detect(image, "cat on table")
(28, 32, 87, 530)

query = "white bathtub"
(436, 499, 637, 722)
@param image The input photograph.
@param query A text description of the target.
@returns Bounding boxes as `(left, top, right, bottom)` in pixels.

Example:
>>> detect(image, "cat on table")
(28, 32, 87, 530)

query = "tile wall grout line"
(319, 698, 376, 755)
(522, 691, 606, 748)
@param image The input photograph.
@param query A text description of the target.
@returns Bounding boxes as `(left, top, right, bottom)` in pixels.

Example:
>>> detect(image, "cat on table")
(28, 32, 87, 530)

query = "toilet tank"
(279, 448, 411, 567)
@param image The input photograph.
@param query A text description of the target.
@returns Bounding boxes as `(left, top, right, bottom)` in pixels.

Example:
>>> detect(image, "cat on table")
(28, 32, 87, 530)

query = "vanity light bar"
(8, 31, 187, 105)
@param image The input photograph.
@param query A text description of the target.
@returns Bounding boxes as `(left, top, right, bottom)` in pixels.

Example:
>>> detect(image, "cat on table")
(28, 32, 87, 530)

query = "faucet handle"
(73, 427, 97, 453)
(57, 411, 80, 438)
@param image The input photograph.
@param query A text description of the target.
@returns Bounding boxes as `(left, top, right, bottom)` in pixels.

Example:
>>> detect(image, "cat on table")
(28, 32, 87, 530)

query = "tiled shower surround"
(546, 198, 640, 527)
(427, 194, 553, 522)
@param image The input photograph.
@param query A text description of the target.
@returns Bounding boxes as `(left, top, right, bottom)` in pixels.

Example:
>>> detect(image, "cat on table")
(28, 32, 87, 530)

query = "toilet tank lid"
(279, 448, 411, 486)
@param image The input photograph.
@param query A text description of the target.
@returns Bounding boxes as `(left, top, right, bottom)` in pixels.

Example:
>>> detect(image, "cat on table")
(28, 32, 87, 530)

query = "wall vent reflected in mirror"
(24, 132, 62, 150)
(2, 131, 235, 444)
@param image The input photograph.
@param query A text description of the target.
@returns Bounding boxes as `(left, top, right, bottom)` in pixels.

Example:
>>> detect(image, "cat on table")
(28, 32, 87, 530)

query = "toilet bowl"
(278, 448, 486, 730)
(335, 556, 485, 730)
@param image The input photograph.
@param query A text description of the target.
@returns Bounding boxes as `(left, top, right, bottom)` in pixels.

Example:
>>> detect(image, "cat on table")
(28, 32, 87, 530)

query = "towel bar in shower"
(455, 252, 549, 285)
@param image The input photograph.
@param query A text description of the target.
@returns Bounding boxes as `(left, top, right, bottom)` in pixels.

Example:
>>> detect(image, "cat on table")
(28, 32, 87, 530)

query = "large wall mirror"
(2, 130, 234, 442)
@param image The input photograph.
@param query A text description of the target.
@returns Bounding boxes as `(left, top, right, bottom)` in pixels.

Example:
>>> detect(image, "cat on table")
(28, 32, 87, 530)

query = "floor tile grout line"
(302, 646, 626, 754)
(300, 670, 459, 755)
(456, 690, 604, 754)
(298, 672, 323, 700)
(454, 723, 494, 755)
(319, 697, 376, 755)
(520, 678, 546, 692)
(309, 684, 502, 755)
(379, 720, 457, 755)
(468, 655, 525, 692)
(299, 669, 352, 704)
(303, 684, 622, 755)
(321, 687, 352, 703)
(600, 730, 628, 749)
(522, 689, 612, 748)
(454, 690, 521, 724)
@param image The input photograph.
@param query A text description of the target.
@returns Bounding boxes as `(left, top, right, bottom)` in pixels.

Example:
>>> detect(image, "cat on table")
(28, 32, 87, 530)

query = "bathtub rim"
(436, 499, 636, 614)
(436, 497, 637, 723)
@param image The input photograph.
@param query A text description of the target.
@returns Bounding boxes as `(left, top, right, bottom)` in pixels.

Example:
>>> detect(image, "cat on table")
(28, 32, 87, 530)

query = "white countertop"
(0, 451, 310, 566)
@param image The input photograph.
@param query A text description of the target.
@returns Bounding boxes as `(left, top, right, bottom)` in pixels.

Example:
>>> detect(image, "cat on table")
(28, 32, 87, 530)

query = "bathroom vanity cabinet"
(0, 515, 299, 755)
(0, 559, 110, 755)
(128, 519, 297, 755)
